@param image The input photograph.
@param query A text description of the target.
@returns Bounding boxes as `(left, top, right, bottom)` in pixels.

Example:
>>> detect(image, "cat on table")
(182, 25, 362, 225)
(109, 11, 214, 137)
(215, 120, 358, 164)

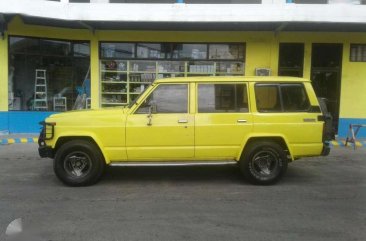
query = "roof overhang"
(1, 1, 366, 32)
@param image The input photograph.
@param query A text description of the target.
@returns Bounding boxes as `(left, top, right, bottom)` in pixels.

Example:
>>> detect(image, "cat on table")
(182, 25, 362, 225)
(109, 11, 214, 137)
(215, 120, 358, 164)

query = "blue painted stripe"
(0, 111, 57, 134)
(338, 118, 366, 138)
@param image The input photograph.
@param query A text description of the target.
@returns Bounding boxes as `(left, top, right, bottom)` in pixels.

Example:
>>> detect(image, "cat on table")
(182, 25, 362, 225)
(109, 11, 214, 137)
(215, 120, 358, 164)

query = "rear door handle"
(178, 119, 188, 124)
(237, 119, 247, 123)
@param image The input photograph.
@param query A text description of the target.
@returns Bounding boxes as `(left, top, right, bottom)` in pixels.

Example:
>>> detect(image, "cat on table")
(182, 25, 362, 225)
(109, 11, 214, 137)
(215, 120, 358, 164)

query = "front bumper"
(38, 121, 55, 158)
(38, 145, 54, 158)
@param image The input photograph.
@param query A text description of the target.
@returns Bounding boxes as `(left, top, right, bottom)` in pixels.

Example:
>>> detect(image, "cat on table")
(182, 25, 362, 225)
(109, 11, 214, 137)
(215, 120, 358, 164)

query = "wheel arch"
(54, 135, 109, 164)
(239, 135, 293, 161)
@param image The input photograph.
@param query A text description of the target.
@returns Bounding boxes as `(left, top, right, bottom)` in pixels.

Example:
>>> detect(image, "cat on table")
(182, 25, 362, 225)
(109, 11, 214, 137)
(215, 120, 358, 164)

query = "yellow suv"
(38, 76, 331, 186)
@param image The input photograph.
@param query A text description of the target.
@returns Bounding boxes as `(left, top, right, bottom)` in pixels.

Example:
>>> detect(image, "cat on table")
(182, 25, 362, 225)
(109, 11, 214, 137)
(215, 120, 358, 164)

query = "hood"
(46, 108, 128, 122)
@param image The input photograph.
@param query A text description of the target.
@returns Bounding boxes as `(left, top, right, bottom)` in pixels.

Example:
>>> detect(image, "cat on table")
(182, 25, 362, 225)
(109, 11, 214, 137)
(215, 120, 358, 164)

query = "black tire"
(239, 141, 288, 185)
(54, 140, 105, 186)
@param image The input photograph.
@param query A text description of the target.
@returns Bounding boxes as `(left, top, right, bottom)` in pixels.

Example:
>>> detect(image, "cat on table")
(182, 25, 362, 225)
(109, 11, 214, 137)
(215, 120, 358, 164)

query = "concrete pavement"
(0, 143, 365, 241)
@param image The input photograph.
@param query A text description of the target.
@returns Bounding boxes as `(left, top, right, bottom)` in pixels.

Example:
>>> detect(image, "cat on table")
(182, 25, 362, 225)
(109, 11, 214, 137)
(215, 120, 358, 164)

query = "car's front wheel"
(240, 141, 288, 185)
(54, 140, 105, 186)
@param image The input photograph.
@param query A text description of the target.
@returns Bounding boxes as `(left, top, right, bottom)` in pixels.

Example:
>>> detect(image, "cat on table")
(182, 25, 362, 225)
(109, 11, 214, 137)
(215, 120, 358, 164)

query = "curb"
(329, 140, 366, 148)
(1, 137, 38, 145)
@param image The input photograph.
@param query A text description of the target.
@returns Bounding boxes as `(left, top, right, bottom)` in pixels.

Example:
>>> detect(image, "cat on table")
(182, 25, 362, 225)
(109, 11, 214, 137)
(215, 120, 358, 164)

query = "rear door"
(194, 82, 253, 159)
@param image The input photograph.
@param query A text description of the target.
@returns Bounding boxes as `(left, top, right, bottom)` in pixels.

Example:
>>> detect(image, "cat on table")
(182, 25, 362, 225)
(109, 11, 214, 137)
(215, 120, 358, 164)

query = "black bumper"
(38, 145, 54, 158)
(38, 121, 55, 158)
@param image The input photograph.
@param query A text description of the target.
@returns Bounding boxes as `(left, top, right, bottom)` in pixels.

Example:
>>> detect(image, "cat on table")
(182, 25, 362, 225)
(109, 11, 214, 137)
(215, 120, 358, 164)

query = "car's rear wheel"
(54, 140, 105, 186)
(240, 141, 288, 185)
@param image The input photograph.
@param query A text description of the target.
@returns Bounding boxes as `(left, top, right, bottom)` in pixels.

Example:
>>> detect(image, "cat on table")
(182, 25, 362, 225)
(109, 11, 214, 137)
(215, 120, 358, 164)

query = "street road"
(0, 143, 365, 241)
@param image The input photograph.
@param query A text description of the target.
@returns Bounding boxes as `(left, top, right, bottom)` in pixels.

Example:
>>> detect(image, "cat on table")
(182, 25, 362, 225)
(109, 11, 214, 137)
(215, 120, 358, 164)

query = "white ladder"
(34, 69, 48, 111)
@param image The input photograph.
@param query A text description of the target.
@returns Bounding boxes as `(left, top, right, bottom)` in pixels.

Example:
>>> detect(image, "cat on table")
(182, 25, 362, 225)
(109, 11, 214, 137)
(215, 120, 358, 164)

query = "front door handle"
(178, 119, 188, 124)
(237, 119, 247, 123)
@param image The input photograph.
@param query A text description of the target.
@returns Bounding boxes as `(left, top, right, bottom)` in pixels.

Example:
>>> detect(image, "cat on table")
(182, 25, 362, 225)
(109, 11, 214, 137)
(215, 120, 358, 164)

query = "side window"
(281, 84, 310, 112)
(255, 85, 282, 112)
(135, 84, 188, 114)
(198, 84, 248, 113)
(255, 83, 310, 112)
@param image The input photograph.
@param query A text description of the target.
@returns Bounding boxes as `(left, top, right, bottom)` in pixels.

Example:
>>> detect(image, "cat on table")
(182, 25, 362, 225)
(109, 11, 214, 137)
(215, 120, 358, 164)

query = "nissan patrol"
(38, 76, 332, 186)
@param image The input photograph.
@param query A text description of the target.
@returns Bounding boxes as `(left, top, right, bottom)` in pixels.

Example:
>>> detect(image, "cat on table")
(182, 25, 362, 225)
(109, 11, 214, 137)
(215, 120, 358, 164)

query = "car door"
(126, 83, 194, 160)
(194, 82, 253, 159)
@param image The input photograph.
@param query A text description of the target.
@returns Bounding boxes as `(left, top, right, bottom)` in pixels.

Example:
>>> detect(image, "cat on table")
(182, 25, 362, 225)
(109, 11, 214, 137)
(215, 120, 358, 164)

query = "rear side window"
(255, 83, 310, 112)
(281, 84, 310, 112)
(198, 83, 248, 113)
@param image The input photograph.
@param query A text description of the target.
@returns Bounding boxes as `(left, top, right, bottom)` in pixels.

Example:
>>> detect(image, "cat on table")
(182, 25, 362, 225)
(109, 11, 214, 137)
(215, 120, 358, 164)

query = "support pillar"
(0, 32, 8, 111)
(90, 35, 100, 109)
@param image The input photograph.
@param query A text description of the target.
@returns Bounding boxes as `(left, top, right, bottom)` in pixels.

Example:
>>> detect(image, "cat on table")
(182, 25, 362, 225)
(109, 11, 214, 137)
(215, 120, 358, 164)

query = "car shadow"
(101, 165, 246, 185)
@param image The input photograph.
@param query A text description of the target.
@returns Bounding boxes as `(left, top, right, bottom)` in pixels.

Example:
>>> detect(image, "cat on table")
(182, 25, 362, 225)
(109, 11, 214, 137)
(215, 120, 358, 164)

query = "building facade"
(1, 0, 366, 137)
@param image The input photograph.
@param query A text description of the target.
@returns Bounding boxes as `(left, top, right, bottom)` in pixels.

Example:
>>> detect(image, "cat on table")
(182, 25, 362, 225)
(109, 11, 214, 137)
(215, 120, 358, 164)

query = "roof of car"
(154, 76, 310, 83)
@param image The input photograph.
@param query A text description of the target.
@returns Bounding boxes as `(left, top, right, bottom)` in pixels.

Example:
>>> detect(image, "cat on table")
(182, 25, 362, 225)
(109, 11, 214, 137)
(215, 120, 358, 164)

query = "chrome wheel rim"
(63, 151, 92, 178)
(250, 149, 280, 179)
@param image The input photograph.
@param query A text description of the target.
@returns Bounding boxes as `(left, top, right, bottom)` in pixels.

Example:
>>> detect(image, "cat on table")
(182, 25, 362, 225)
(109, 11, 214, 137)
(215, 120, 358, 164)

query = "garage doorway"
(311, 43, 342, 133)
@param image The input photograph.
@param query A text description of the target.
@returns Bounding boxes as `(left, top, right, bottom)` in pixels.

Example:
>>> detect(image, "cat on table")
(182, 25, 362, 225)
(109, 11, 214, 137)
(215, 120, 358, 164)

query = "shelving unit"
(100, 60, 244, 107)
(53, 97, 67, 111)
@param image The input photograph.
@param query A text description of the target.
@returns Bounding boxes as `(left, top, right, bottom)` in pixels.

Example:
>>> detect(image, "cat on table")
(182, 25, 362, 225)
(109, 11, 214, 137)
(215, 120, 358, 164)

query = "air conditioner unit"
(255, 68, 271, 76)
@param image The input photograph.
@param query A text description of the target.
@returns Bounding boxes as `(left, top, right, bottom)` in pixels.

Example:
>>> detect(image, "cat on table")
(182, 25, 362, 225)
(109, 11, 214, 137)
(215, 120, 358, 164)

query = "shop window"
(255, 84, 309, 112)
(278, 43, 304, 77)
(136, 84, 188, 114)
(100, 42, 245, 107)
(209, 44, 244, 60)
(171, 44, 207, 60)
(101, 43, 135, 59)
(9, 36, 90, 112)
(136, 43, 169, 59)
(350, 44, 366, 62)
(198, 84, 248, 113)
(40, 39, 72, 56)
(73, 42, 91, 57)
(10, 37, 40, 54)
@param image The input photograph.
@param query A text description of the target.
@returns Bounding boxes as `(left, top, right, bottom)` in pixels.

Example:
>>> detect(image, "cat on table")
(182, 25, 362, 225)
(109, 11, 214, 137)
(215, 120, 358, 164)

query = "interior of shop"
(99, 42, 245, 107)
(8, 37, 90, 112)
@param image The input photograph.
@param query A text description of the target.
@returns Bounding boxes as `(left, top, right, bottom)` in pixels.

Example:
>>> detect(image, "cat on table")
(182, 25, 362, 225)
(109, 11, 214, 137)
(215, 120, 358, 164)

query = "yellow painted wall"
(2, 17, 366, 118)
(340, 43, 366, 118)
